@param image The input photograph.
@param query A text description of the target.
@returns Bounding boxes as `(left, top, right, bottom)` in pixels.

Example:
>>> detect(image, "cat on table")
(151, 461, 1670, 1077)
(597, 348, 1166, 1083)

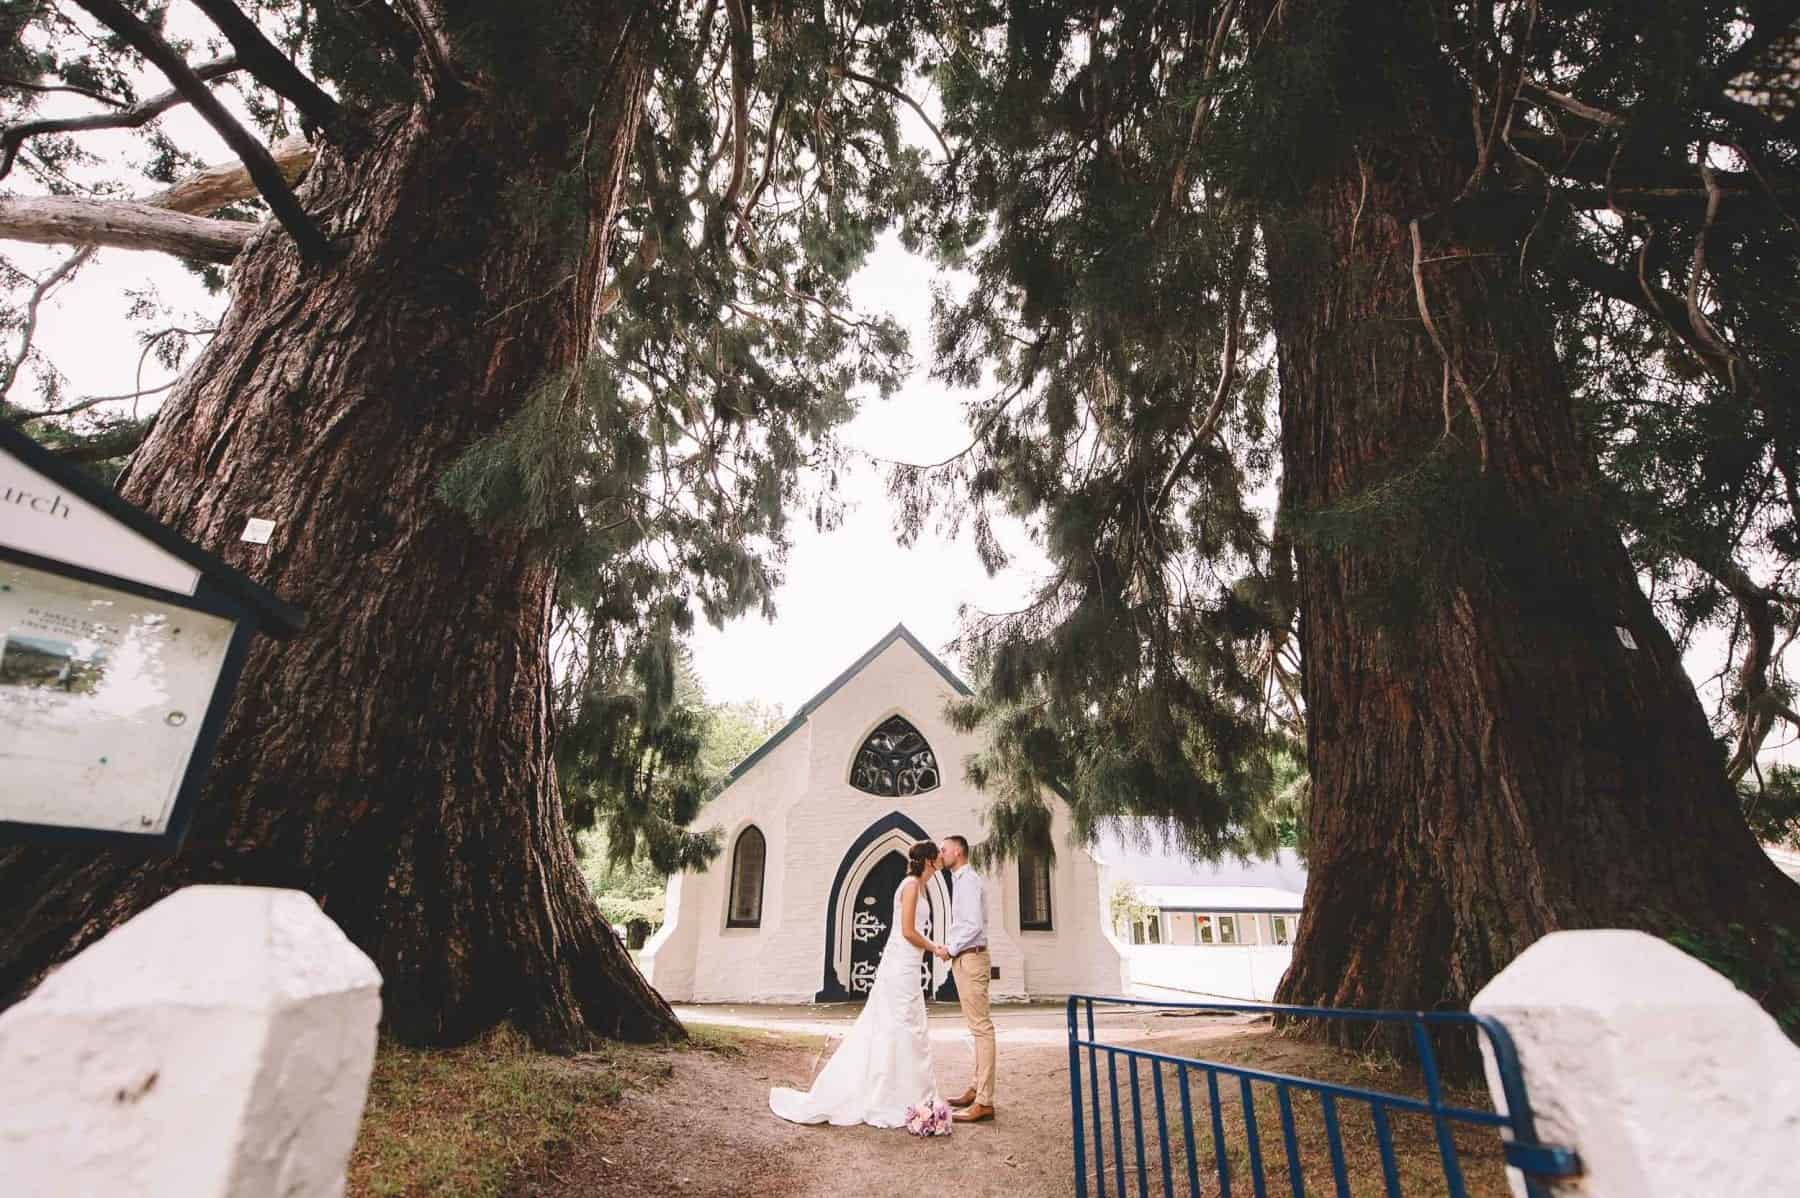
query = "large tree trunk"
(1267, 4, 1800, 1040)
(0, 6, 680, 1048)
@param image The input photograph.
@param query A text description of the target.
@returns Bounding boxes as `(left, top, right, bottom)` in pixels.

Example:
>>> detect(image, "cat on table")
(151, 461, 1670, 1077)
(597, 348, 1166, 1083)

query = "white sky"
(687, 231, 1047, 710)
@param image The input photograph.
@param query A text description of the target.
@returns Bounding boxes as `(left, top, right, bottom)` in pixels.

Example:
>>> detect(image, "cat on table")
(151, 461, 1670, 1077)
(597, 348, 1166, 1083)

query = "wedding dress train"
(769, 879, 938, 1127)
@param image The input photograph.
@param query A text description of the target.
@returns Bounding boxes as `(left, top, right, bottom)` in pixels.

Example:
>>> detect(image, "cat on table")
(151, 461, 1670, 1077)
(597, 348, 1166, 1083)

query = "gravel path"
(538, 1002, 1260, 1198)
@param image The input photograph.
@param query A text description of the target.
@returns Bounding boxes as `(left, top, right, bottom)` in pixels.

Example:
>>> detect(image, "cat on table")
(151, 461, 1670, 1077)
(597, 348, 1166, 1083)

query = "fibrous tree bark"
(0, 3, 680, 1047)
(1266, 2, 1800, 1034)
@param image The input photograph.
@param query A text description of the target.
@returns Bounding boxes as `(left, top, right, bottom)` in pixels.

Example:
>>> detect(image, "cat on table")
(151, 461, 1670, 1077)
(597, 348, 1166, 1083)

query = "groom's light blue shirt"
(947, 864, 988, 956)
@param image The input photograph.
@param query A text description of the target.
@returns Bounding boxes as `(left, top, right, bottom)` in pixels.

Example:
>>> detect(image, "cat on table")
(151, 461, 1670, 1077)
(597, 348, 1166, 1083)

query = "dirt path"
(529, 1003, 1261, 1198)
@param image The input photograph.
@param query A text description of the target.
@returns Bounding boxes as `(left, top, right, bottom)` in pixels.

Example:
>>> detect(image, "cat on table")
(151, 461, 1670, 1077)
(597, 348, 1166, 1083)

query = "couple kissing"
(769, 835, 997, 1129)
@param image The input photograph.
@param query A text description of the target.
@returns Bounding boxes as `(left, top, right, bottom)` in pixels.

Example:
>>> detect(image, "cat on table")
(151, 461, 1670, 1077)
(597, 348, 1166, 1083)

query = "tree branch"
(719, 0, 753, 222)
(1506, 129, 1773, 194)
(186, 0, 344, 138)
(0, 247, 90, 400)
(0, 132, 315, 260)
(1410, 219, 1489, 468)
(46, 416, 154, 464)
(1552, 232, 1741, 392)
(1519, 80, 1625, 129)
(1701, 556, 1790, 782)
(393, 0, 467, 97)
(1154, 221, 1253, 511)
(838, 67, 952, 163)
(71, 0, 335, 261)
(145, 132, 315, 213)
(0, 55, 242, 180)
(0, 196, 251, 262)
(17, 376, 177, 422)
(0, 74, 124, 108)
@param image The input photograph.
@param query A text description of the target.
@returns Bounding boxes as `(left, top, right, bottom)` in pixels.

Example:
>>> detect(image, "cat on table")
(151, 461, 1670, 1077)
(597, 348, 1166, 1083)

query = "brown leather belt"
(952, 945, 989, 962)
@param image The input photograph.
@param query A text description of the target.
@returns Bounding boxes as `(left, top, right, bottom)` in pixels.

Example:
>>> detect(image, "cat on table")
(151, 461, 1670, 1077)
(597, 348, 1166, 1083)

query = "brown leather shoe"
(948, 1088, 977, 1108)
(952, 1103, 995, 1123)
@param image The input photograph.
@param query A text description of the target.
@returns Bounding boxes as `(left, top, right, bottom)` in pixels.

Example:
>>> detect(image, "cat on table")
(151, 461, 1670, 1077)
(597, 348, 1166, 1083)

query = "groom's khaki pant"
(951, 948, 996, 1106)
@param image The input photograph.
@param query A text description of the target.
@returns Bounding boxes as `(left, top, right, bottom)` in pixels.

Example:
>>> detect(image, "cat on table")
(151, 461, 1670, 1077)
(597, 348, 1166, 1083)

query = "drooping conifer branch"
(0, 55, 242, 180)
(1154, 219, 1253, 511)
(70, 0, 335, 261)
(186, 0, 345, 138)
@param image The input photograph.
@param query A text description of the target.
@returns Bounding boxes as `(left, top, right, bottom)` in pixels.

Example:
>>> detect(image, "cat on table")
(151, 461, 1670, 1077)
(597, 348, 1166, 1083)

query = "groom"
(939, 835, 996, 1123)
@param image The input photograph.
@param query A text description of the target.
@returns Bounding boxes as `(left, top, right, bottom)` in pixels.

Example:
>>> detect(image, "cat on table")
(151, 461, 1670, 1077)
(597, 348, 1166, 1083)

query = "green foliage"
(1109, 881, 1155, 938)
(557, 628, 719, 879)
(1740, 765, 1800, 850)
(1663, 922, 1800, 1043)
(699, 697, 786, 789)
(562, 625, 786, 895)
(898, 3, 1301, 866)
(895, 2, 1800, 876)
(579, 830, 670, 927)
(1242, 746, 1307, 858)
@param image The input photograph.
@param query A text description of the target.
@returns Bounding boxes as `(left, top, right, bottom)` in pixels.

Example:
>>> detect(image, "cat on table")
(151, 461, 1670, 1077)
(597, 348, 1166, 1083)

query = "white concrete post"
(1471, 929, 1800, 1198)
(0, 885, 382, 1198)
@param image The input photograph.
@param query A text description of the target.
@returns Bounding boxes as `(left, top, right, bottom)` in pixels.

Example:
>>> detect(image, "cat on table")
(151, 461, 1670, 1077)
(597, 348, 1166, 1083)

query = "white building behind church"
(641, 624, 1130, 1003)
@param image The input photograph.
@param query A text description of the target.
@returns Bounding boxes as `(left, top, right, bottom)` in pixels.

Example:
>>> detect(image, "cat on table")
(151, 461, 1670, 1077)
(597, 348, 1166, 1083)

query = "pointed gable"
(724, 623, 971, 786)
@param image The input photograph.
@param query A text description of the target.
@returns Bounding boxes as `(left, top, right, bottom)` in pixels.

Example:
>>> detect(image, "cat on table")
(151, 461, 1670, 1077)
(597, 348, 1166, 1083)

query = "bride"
(769, 839, 949, 1127)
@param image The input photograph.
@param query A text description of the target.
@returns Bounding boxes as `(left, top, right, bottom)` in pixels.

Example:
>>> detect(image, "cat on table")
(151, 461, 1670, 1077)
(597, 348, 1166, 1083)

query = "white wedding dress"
(769, 877, 938, 1127)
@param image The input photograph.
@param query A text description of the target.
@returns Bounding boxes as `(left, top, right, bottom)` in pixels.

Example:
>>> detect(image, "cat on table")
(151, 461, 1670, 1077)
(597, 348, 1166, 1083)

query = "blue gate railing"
(1067, 995, 1580, 1198)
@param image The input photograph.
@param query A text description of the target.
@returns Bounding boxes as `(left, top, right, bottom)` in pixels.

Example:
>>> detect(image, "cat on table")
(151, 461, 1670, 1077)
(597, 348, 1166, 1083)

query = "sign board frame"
(0, 421, 303, 854)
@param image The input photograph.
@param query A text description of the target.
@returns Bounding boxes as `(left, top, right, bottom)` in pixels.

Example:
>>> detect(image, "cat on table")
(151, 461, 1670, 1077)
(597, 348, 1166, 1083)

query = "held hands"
(933, 943, 952, 961)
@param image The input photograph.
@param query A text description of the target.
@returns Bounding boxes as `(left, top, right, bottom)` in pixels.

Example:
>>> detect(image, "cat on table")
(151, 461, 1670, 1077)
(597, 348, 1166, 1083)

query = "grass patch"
(347, 1027, 673, 1198)
(682, 1019, 828, 1056)
(1083, 1025, 1511, 1197)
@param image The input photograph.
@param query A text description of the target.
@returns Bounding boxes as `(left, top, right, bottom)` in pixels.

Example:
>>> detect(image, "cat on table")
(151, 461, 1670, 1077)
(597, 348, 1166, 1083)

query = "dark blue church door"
(846, 850, 932, 1000)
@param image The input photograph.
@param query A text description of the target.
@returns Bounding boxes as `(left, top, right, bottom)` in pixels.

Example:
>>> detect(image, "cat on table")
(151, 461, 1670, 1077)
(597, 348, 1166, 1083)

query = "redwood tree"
(0, 0, 927, 1047)
(904, 1, 1800, 1029)
(1260, 0, 1800, 1024)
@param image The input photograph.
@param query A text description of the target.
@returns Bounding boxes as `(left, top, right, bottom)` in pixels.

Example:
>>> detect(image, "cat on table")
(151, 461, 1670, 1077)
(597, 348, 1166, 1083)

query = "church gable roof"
(724, 623, 972, 786)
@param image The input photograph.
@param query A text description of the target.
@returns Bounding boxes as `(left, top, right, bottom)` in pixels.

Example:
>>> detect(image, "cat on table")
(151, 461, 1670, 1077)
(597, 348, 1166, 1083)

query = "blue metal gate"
(1067, 995, 1580, 1198)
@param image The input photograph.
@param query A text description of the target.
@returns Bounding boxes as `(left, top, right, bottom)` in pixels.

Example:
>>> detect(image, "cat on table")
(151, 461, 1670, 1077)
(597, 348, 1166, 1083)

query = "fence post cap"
(1471, 928, 1743, 1018)
(0, 884, 382, 1198)
(1471, 927, 1800, 1198)
(15, 884, 379, 1016)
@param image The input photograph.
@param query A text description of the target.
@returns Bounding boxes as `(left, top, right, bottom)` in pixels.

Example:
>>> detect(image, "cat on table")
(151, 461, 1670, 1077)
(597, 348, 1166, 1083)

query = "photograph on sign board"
(0, 633, 111, 695)
(0, 563, 234, 836)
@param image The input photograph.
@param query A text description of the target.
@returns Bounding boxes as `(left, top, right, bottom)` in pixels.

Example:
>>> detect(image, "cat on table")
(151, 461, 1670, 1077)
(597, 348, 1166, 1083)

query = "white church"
(640, 624, 1130, 1003)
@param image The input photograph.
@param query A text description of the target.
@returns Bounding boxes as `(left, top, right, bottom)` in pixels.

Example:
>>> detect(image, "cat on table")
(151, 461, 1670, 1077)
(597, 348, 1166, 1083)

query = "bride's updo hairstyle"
(907, 840, 940, 878)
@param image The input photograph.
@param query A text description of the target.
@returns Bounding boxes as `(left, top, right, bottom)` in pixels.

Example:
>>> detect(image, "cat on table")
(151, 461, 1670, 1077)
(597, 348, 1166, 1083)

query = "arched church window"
(1019, 848, 1053, 930)
(849, 715, 940, 796)
(727, 826, 765, 928)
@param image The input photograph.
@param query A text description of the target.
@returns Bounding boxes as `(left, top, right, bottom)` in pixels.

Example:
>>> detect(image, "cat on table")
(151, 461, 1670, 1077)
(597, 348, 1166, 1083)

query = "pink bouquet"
(903, 1099, 953, 1137)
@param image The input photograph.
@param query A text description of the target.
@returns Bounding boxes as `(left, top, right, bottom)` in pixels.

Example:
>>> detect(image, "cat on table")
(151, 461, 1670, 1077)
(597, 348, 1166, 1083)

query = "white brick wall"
(642, 634, 1128, 1002)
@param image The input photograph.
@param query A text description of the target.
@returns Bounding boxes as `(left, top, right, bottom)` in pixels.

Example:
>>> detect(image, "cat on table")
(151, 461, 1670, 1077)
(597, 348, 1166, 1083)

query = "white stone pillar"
(0, 885, 382, 1198)
(1471, 929, 1800, 1198)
